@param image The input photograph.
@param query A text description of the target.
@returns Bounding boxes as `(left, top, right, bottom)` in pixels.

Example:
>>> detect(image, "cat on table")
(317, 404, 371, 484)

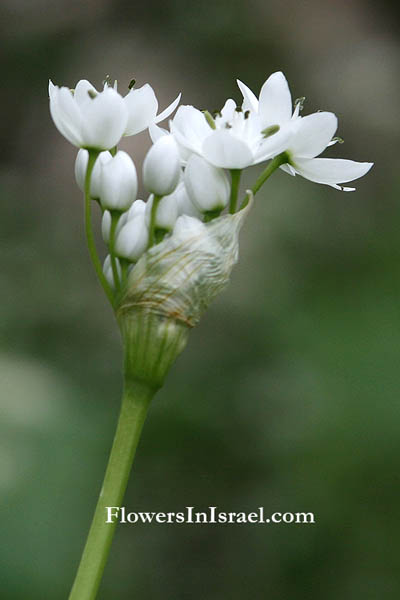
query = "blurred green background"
(1, 1, 400, 598)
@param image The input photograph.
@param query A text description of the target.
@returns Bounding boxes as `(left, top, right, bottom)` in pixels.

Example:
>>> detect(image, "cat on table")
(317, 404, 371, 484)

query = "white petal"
(48, 80, 56, 99)
(294, 157, 373, 187)
(80, 87, 128, 149)
(289, 112, 337, 159)
(258, 71, 292, 128)
(154, 92, 181, 123)
(149, 122, 169, 143)
(170, 105, 211, 154)
(124, 84, 158, 136)
(202, 130, 253, 169)
(219, 99, 237, 122)
(330, 184, 356, 192)
(280, 163, 296, 176)
(236, 79, 259, 112)
(252, 124, 293, 164)
(74, 79, 98, 107)
(50, 86, 83, 147)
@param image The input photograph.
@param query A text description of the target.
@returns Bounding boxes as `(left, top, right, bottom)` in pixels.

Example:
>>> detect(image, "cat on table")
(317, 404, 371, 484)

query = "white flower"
(103, 254, 122, 289)
(143, 136, 181, 196)
(145, 193, 179, 232)
(124, 83, 181, 136)
(115, 213, 149, 262)
(282, 113, 373, 190)
(49, 79, 128, 149)
(184, 154, 230, 212)
(170, 99, 291, 169)
(74, 149, 112, 198)
(237, 71, 299, 130)
(237, 71, 373, 190)
(99, 151, 137, 211)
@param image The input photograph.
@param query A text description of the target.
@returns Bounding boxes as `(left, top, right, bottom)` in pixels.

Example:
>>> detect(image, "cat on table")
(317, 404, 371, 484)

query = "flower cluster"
(49, 72, 373, 304)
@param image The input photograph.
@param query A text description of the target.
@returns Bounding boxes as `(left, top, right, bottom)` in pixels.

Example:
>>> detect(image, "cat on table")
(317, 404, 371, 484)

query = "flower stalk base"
(68, 375, 155, 600)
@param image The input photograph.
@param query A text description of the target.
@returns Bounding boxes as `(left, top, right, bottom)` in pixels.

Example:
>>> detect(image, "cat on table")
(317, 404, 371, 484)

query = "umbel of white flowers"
(49, 72, 373, 385)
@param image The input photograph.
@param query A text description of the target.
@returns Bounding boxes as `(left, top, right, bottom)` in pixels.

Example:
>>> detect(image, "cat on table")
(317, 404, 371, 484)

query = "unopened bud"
(175, 183, 203, 219)
(115, 213, 149, 262)
(101, 210, 112, 244)
(74, 149, 112, 199)
(143, 136, 181, 196)
(184, 154, 230, 212)
(103, 254, 122, 289)
(99, 151, 137, 211)
(126, 199, 146, 219)
(145, 193, 179, 232)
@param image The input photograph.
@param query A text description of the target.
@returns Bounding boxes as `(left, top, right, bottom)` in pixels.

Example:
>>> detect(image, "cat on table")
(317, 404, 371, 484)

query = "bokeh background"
(1, 1, 400, 598)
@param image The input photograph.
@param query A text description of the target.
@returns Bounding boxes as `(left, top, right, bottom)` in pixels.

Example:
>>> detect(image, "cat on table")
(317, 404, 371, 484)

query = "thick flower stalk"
(49, 72, 373, 600)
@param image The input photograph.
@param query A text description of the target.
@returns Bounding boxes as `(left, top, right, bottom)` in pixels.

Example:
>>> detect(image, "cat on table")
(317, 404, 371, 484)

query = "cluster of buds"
(49, 73, 372, 386)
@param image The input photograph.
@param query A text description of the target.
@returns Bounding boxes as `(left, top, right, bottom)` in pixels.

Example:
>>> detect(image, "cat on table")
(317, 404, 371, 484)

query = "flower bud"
(115, 214, 149, 262)
(101, 210, 112, 244)
(143, 136, 181, 196)
(102, 200, 147, 245)
(126, 199, 146, 220)
(145, 193, 179, 232)
(74, 149, 112, 199)
(99, 151, 137, 211)
(172, 214, 206, 240)
(103, 254, 121, 289)
(184, 154, 230, 212)
(175, 182, 203, 219)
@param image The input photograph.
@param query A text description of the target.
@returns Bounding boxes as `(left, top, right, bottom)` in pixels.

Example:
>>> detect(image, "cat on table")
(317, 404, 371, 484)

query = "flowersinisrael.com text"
(106, 506, 315, 525)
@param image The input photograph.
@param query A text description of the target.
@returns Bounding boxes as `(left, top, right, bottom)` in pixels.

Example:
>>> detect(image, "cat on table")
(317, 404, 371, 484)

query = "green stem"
(120, 258, 130, 289)
(85, 151, 114, 306)
(68, 377, 156, 600)
(229, 169, 242, 214)
(251, 152, 288, 196)
(148, 194, 162, 247)
(109, 211, 121, 293)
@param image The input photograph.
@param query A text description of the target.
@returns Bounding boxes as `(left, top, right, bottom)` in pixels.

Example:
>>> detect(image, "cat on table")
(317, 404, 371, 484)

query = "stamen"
(294, 97, 306, 111)
(261, 124, 280, 138)
(203, 110, 216, 130)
